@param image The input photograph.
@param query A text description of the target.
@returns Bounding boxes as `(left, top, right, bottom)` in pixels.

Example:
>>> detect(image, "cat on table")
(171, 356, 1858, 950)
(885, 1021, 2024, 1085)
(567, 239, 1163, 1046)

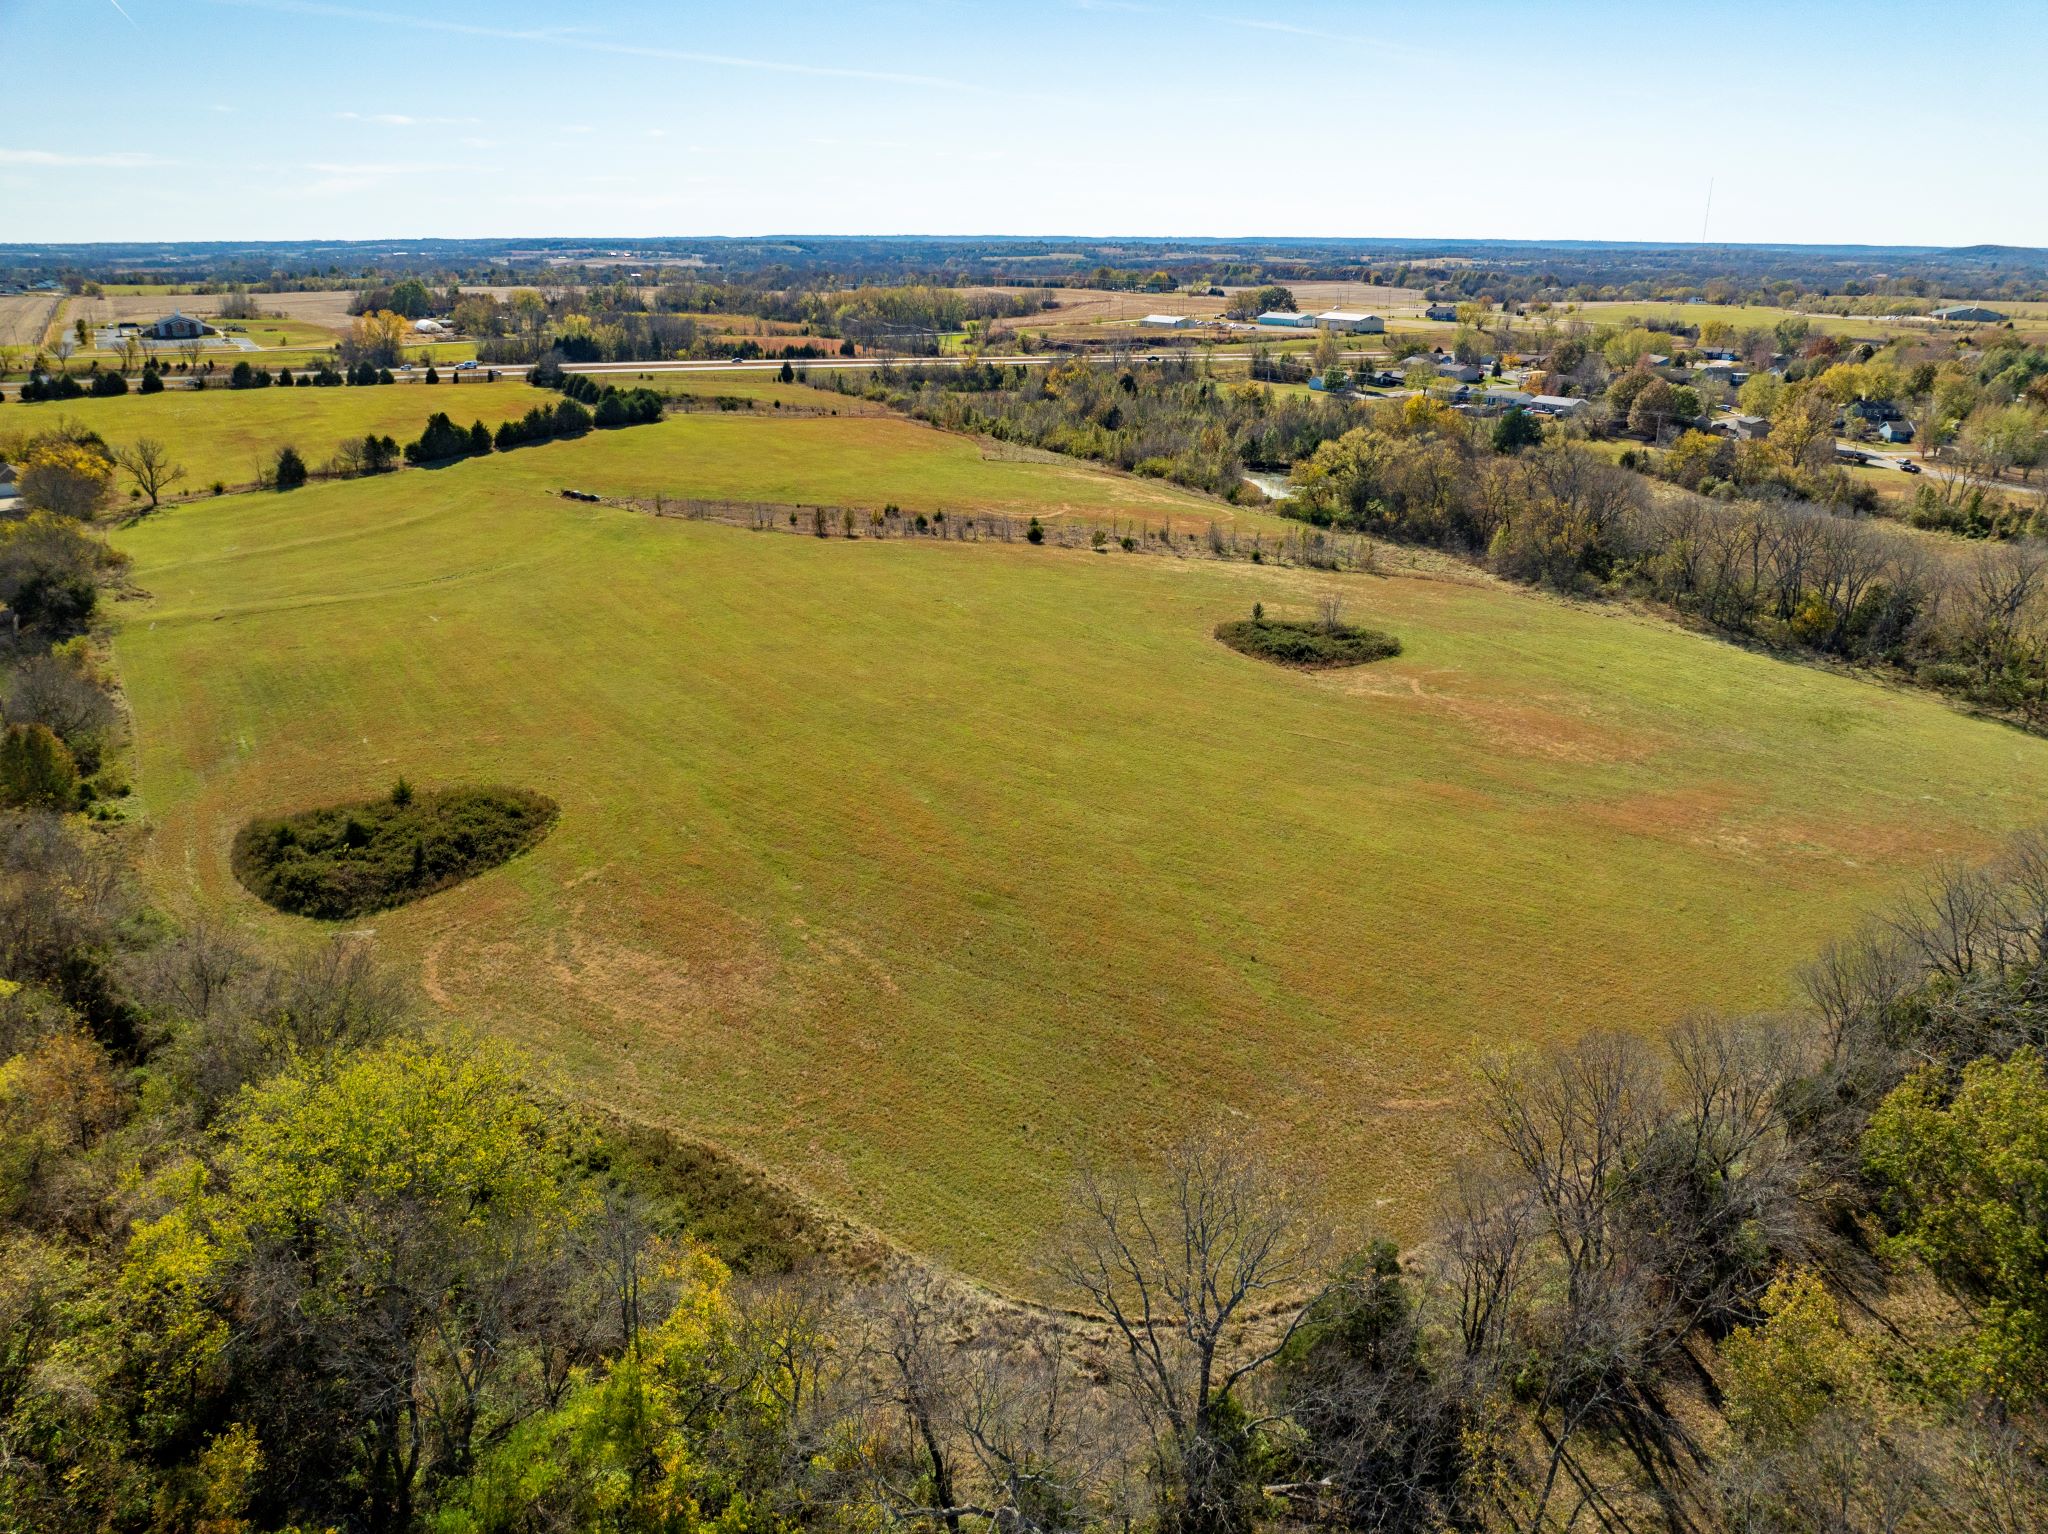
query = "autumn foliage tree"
(0, 724, 77, 810)
(16, 438, 115, 520)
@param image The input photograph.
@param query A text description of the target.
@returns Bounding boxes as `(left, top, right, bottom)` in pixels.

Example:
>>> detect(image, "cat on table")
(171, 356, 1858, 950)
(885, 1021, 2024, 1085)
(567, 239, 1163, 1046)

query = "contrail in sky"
(107, 0, 140, 26)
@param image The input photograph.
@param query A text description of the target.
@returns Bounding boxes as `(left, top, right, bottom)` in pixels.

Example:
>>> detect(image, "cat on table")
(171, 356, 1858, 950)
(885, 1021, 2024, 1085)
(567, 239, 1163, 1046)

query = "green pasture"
(475, 411, 1238, 526)
(109, 433, 2048, 1289)
(3, 379, 561, 489)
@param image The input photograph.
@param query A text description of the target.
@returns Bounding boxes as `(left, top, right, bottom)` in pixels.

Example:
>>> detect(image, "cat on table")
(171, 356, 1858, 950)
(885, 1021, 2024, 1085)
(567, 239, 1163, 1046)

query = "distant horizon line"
(2, 234, 2044, 258)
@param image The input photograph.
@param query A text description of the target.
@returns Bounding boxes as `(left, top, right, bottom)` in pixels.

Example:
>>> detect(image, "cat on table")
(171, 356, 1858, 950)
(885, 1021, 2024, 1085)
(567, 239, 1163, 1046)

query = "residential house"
(1527, 394, 1590, 417)
(1878, 420, 1915, 444)
(1424, 303, 1459, 322)
(1469, 390, 1534, 415)
(1709, 413, 1770, 441)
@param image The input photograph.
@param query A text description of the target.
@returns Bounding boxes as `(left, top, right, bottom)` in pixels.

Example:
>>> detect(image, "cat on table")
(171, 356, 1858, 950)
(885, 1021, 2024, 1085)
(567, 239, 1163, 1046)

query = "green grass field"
(485, 410, 1241, 526)
(634, 370, 892, 413)
(200, 317, 343, 349)
(108, 430, 2048, 1290)
(3, 379, 562, 490)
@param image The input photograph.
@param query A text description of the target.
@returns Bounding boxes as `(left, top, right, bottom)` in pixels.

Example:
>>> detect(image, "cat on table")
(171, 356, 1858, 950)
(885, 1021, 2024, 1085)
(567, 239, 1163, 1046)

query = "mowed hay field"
(488, 410, 1242, 526)
(647, 371, 893, 413)
(4, 381, 565, 490)
(109, 429, 2048, 1289)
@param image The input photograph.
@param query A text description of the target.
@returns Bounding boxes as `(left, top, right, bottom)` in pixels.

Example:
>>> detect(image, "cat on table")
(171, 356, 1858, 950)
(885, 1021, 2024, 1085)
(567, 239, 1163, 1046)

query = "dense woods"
(1277, 395, 2048, 727)
(860, 356, 1364, 497)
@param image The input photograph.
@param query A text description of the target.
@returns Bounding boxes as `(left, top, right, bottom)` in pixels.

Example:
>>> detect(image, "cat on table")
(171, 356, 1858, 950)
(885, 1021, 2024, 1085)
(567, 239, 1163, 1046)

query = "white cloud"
(0, 147, 171, 167)
(208, 0, 979, 90)
(334, 110, 481, 126)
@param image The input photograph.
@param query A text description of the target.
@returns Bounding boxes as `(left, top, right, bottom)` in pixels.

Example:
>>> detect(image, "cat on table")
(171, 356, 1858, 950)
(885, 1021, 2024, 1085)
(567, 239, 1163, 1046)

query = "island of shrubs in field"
(1215, 602, 1402, 670)
(232, 781, 558, 919)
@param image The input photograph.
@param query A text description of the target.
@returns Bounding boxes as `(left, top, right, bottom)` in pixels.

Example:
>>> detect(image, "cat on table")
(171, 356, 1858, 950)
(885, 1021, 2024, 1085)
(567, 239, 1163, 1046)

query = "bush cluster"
(1215, 616, 1402, 669)
(232, 783, 558, 919)
(403, 411, 495, 464)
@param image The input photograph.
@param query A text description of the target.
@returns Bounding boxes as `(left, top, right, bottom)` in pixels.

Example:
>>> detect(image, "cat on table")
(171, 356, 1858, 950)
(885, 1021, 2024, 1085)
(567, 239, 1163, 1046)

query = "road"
(0, 346, 1407, 398)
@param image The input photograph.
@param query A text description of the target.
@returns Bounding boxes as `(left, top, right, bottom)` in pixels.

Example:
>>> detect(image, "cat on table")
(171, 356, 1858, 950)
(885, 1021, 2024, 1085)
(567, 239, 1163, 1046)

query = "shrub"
(1214, 617, 1402, 670)
(1027, 516, 1045, 544)
(1918, 661, 1976, 691)
(138, 368, 163, 394)
(88, 370, 127, 398)
(1492, 407, 1543, 453)
(404, 412, 474, 464)
(17, 439, 115, 519)
(232, 784, 558, 919)
(273, 445, 308, 490)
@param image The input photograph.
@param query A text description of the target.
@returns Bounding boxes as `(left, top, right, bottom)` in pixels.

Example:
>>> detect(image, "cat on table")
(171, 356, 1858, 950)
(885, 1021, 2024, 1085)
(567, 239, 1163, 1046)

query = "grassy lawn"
(109, 437, 2048, 1290)
(198, 316, 343, 349)
(4, 379, 562, 490)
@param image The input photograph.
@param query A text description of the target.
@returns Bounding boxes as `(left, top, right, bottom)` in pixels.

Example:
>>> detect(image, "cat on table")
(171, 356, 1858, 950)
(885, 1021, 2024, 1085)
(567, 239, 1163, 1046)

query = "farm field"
(0, 292, 59, 348)
(110, 440, 2048, 1289)
(641, 370, 892, 413)
(3, 379, 563, 489)
(68, 288, 361, 332)
(482, 410, 1243, 526)
(1545, 300, 1934, 339)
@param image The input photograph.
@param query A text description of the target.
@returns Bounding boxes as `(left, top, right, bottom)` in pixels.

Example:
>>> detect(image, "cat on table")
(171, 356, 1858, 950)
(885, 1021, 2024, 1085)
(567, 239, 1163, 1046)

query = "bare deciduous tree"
(1054, 1129, 1322, 1534)
(115, 436, 184, 510)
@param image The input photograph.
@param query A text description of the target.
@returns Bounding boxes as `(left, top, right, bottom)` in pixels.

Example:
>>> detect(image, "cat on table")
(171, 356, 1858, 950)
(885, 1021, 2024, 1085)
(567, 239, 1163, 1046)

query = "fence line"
(600, 494, 1383, 573)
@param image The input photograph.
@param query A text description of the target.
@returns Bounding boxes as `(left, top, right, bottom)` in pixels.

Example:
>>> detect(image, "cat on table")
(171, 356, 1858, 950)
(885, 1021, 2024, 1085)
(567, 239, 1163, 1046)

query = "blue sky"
(3, 0, 2044, 247)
